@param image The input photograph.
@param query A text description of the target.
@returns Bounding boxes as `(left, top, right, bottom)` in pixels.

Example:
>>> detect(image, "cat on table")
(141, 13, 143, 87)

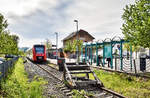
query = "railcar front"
(32, 45, 46, 62)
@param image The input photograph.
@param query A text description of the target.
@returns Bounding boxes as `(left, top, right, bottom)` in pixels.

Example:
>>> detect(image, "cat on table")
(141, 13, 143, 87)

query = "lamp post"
(55, 32, 58, 60)
(74, 20, 79, 63)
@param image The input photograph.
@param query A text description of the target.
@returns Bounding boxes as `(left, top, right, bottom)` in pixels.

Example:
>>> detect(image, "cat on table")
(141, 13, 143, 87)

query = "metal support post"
(55, 32, 58, 60)
(90, 44, 93, 65)
(85, 45, 87, 63)
(96, 43, 99, 66)
(110, 42, 113, 69)
(74, 20, 79, 63)
(103, 43, 105, 67)
(120, 41, 123, 71)
(88, 47, 90, 63)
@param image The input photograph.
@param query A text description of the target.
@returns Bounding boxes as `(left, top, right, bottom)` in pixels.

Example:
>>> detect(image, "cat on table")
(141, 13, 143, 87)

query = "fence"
(90, 56, 150, 75)
(0, 57, 19, 80)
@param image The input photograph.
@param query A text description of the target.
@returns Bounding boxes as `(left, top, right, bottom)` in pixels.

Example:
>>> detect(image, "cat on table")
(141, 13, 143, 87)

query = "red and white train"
(32, 44, 47, 62)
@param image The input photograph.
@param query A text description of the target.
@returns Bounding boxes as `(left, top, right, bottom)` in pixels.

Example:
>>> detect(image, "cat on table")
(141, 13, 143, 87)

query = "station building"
(62, 29, 95, 58)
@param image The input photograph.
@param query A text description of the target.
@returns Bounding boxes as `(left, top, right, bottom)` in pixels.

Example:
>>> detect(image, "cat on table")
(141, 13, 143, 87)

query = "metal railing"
(0, 57, 19, 80)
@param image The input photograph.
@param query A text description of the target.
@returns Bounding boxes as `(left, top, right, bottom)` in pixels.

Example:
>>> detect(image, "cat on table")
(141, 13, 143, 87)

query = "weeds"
(94, 70, 150, 98)
(0, 58, 47, 98)
(71, 89, 94, 98)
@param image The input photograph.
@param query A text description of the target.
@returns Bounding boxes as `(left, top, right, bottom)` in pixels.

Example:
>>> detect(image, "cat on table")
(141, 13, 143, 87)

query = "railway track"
(38, 62, 125, 98)
(35, 63, 73, 97)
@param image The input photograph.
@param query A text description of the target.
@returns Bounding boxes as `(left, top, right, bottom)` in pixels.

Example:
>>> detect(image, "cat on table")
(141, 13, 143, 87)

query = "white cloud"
(0, 0, 59, 24)
(0, 0, 134, 48)
(0, 0, 58, 15)
(64, 0, 134, 38)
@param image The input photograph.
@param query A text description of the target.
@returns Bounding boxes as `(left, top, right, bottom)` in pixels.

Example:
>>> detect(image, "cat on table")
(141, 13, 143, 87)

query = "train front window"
(35, 47, 44, 53)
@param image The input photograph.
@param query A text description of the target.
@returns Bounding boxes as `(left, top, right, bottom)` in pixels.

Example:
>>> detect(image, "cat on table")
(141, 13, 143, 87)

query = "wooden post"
(134, 59, 137, 74)
(115, 57, 117, 71)
(130, 44, 132, 71)
(81, 46, 83, 62)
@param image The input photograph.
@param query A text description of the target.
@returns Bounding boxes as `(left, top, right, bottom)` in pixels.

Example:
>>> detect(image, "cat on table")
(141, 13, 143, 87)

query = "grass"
(94, 70, 150, 98)
(0, 58, 47, 98)
(71, 89, 94, 98)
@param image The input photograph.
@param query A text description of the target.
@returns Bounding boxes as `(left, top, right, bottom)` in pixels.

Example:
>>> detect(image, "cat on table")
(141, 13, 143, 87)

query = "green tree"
(64, 40, 83, 53)
(0, 13, 19, 55)
(64, 41, 73, 53)
(123, 43, 140, 59)
(0, 13, 8, 33)
(72, 40, 83, 52)
(0, 32, 19, 55)
(0, 13, 20, 55)
(123, 43, 130, 51)
(122, 0, 150, 48)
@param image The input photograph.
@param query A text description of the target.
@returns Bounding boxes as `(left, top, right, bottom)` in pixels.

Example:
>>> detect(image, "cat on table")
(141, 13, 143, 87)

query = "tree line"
(0, 13, 19, 55)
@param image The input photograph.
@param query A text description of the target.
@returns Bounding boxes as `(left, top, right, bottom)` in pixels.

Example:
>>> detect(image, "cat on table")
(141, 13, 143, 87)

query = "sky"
(0, 0, 134, 48)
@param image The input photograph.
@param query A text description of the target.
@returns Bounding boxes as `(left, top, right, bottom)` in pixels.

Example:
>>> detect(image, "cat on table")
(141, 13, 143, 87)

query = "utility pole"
(74, 20, 79, 63)
(55, 32, 58, 60)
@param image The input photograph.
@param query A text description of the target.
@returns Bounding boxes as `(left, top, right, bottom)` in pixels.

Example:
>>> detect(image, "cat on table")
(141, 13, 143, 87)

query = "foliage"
(132, 45, 140, 52)
(1, 58, 47, 98)
(123, 43, 130, 51)
(122, 0, 150, 48)
(123, 43, 140, 52)
(72, 89, 94, 98)
(64, 40, 83, 53)
(18, 51, 26, 56)
(0, 13, 19, 55)
(94, 69, 150, 97)
(71, 40, 83, 53)
(0, 13, 8, 33)
(64, 40, 73, 53)
(0, 31, 19, 55)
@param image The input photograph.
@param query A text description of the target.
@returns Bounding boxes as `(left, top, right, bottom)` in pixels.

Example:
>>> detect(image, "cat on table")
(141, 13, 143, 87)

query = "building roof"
(62, 29, 95, 41)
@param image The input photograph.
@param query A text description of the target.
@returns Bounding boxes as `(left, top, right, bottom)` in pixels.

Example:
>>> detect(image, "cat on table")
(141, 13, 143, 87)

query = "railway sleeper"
(69, 70, 92, 74)
(65, 92, 73, 96)
(60, 87, 68, 91)
(95, 92, 106, 97)
(63, 89, 71, 93)
(75, 80, 97, 86)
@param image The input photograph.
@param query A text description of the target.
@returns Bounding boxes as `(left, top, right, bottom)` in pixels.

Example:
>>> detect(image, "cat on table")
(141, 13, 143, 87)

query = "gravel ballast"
(24, 60, 68, 98)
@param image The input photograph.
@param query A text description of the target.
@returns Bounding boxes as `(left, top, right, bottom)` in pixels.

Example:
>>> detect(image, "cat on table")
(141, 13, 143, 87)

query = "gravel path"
(24, 60, 68, 98)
